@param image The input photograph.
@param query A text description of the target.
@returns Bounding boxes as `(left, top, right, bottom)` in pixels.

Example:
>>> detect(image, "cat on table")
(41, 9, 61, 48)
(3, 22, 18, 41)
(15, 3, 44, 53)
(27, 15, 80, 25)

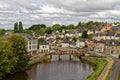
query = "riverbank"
(81, 57, 107, 80)
(81, 56, 114, 80)
(97, 57, 114, 80)
(27, 54, 50, 67)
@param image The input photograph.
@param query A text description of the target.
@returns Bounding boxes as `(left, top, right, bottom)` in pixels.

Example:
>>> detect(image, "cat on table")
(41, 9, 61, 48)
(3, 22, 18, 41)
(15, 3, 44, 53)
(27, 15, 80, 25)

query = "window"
(29, 41, 31, 45)
(42, 46, 44, 48)
(111, 50, 114, 54)
(41, 50, 43, 53)
(29, 46, 31, 49)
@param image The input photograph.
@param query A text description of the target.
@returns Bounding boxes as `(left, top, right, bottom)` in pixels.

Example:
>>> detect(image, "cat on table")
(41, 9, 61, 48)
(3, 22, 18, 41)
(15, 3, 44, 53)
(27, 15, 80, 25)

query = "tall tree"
(14, 22, 19, 33)
(52, 24, 61, 31)
(19, 21, 23, 33)
(8, 35, 30, 72)
(0, 38, 18, 79)
(82, 31, 88, 38)
(67, 24, 75, 29)
(0, 29, 5, 35)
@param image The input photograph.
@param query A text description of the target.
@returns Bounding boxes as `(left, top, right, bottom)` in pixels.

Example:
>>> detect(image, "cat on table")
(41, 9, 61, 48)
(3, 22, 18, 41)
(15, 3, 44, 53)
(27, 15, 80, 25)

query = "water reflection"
(3, 56, 93, 80)
(3, 72, 28, 80)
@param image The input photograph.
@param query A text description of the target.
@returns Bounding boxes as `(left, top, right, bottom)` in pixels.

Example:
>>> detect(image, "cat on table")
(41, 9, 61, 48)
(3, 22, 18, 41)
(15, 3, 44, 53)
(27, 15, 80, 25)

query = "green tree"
(0, 29, 5, 36)
(67, 24, 75, 29)
(82, 31, 88, 38)
(52, 24, 61, 31)
(46, 27, 53, 34)
(0, 38, 18, 79)
(28, 24, 46, 30)
(76, 22, 82, 28)
(8, 35, 30, 72)
(72, 37, 77, 42)
(14, 22, 19, 33)
(87, 21, 93, 29)
(19, 21, 23, 33)
(61, 25, 67, 29)
(88, 34, 93, 39)
(56, 36, 61, 40)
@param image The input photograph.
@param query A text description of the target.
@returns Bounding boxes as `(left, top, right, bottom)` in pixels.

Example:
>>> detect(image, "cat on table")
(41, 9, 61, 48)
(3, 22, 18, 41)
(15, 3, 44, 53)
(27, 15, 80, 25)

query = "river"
(3, 55, 93, 80)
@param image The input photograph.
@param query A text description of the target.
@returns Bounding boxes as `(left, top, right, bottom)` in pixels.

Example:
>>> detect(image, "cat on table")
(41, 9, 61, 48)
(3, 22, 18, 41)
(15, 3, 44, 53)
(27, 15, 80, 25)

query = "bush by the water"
(0, 35, 30, 79)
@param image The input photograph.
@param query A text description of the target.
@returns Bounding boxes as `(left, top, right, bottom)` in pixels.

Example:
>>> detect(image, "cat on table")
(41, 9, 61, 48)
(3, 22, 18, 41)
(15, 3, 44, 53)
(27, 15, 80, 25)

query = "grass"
(82, 57, 107, 80)
(118, 74, 120, 80)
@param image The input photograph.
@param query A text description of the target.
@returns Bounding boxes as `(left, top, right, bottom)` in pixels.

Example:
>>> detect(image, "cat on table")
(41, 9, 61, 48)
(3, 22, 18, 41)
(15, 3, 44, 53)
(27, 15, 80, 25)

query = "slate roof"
(39, 41, 49, 45)
(105, 40, 120, 46)
(105, 27, 120, 36)
(63, 40, 76, 45)
(18, 33, 36, 40)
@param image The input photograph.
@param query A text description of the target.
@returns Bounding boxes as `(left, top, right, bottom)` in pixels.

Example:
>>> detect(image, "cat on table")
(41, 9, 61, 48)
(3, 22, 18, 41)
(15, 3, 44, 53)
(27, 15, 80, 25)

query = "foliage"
(67, 24, 76, 29)
(19, 21, 23, 33)
(14, 21, 24, 33)
(83, 57, 107, 80)
(8, 35, 30, 72)
(72, 37, 77, 42)
(38, 38, 45, 48)
(88, 34, 93, 39)
(52, 24, 61, 31)
(14, 22, 19, 33)
(24, 21, 109, 36)
(28, 24, 46, 30)
(56, 36, 61, 40)
(0, 35, 30, 79)
(0, 38, 18, 79)
(0, 29, 5, 36)
(82, 31, 88, 38)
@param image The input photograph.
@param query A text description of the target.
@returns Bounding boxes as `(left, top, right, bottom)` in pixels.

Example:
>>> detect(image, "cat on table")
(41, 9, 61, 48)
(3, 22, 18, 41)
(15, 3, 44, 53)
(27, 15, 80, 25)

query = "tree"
(0, 29, 5, 36)
(67, 24, 75, 29)
(0, 38, 18, 79)
(46, 27, 53, 34)
(82, 31, 88, 38)
(88, 34, 93, 39)
(52, 24, 61, 31)
(76, 22, 82, 28)
(19, 21, 23, 33)
(8, 35, 30, 72)
(72, 37, 77, 42)
(28, 24, 46, 30)
(14, 22, 19, 33)
(61, 25, 67, 29)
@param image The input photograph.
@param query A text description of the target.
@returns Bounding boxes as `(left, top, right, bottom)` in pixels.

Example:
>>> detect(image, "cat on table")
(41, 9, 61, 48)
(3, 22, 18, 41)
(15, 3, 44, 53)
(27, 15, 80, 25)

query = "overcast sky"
(0, 0, 120, 29)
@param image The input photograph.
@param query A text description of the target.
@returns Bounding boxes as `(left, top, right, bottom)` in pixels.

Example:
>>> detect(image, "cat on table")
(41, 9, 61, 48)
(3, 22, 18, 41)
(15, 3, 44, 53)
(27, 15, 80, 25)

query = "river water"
(4, 55, 93, 80)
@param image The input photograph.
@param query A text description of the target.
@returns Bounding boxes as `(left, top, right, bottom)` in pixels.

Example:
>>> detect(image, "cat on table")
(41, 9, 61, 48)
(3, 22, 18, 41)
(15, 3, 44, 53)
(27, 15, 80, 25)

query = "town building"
(95, 41, 105, 53)
(39, 41, 50, 53)
(18, 33, 38, 54)
(104, 40, 120, 57)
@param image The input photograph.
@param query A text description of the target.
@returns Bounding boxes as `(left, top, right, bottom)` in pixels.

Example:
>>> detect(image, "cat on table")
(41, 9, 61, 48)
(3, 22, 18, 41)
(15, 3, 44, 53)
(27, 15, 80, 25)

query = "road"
(107, 57, 120, 80)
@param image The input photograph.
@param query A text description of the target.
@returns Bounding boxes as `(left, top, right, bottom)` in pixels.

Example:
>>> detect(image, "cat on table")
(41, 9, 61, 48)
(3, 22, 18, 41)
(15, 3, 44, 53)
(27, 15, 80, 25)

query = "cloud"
(0, 0, 120, 29)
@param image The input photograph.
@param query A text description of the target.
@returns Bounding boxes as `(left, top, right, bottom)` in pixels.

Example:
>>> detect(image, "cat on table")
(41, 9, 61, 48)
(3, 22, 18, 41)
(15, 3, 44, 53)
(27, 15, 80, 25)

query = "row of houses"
(18, 33, 87, 55)
(18, 24, 120, 58)
(88, 40, 120, 58)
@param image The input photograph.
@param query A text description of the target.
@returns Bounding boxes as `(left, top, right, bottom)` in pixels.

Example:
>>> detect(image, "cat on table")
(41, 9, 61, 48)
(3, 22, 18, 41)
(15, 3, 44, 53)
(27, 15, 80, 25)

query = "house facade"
(104, 40, 120, 57)
(18, 33, 38, 54)
(76, 39, 85, 48)
(95, 41, 105, 53)
(39, 41, 50, 53)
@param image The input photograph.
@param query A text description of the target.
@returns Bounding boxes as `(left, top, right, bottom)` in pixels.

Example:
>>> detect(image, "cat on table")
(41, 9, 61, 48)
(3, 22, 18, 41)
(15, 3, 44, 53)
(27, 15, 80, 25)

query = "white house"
(39, 41, 50, 53)
(76, 39, 85, 48)
(19, 33, 38, 54)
